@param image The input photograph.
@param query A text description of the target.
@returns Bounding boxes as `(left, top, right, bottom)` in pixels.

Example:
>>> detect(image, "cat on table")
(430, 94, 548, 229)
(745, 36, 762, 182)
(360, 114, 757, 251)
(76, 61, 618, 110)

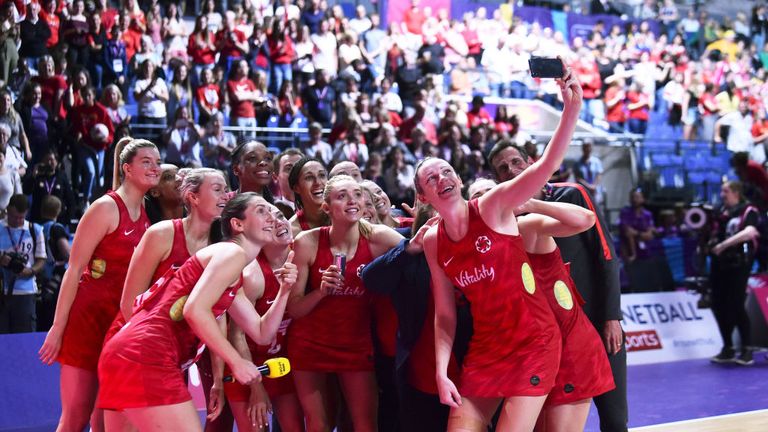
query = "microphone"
(223, 357, 291, 383)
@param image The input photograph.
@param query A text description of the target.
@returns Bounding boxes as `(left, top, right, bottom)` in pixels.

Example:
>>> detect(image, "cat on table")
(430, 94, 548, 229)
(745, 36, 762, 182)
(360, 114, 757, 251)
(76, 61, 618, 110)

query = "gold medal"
(521, 263, 536, 294)
(91, 258, 106, 279)
(170, 295, 189, 322)
(553, 280, 574, 310)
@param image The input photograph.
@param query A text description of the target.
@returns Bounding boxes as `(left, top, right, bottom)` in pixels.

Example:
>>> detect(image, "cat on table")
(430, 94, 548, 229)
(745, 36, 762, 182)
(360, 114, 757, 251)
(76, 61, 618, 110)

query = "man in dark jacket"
(19, 2, 51, 72)
(488, 140, 627, 432)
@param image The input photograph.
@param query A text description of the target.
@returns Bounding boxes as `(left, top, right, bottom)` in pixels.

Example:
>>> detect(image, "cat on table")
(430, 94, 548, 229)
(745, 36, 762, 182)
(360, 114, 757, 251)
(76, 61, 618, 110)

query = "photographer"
(0, 194, 46, 334)
(708, 181, 759, 366)
(22, 149, 76, 226)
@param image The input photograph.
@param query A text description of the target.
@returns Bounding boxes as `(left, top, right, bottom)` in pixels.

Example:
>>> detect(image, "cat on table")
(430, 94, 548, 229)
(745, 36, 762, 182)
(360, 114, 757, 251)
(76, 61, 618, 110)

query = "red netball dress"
(287, 227, 375, 371)
(97, 255, 242, 410)
(435, 200, 560, 397)
(104, 218, 191, 342)
(295, 209, 311, 231)
(224, 253, 295, 401)
(528, 249, 615, 406)
(58, 191, 150, 371)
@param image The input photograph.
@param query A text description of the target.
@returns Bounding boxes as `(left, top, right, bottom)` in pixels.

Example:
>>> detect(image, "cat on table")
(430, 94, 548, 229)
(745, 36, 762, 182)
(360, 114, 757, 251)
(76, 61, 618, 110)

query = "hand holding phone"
(529, 57, 565, 79)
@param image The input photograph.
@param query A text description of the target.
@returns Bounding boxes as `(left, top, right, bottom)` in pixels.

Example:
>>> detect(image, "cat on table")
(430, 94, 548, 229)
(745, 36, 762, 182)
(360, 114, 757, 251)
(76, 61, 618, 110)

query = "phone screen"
(529, 57, 564, 79)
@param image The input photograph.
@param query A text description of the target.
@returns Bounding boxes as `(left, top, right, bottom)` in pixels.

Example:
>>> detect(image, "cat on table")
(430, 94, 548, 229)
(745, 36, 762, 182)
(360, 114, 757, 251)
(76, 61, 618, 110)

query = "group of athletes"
(36, 66, 624, 432)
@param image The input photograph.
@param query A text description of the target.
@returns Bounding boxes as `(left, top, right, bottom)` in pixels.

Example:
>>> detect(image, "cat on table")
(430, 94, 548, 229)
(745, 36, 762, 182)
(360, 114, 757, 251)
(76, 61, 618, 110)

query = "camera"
(684, 276, 711, 309)
(3, 251, 28, 274)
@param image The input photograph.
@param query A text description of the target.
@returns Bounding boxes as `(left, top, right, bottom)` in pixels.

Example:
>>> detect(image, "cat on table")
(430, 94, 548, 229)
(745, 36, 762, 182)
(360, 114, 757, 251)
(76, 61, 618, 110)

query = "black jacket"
(545, 183, 621, 324)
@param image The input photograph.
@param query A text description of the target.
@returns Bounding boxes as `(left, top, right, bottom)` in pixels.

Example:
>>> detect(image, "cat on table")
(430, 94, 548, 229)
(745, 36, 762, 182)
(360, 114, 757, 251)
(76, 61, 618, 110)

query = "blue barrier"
(0, 333, 60, 431)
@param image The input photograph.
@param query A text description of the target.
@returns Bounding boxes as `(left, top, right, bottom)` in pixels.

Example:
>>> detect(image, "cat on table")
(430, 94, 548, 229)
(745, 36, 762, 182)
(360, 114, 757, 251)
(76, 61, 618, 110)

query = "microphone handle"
(222, 364, 269, 383)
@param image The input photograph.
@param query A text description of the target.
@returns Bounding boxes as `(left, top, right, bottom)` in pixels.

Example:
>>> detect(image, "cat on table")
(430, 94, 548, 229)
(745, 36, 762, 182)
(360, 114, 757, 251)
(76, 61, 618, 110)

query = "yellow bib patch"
(170, 295, 189, 322)
(553, 280, 574, 310)
(521, 263, 536, 294)
(90, 258, 106, 279)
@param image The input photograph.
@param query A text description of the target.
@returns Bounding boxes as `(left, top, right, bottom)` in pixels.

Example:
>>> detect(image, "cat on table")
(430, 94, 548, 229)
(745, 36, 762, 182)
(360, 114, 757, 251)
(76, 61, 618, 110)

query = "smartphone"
(529, 57, 564, 79)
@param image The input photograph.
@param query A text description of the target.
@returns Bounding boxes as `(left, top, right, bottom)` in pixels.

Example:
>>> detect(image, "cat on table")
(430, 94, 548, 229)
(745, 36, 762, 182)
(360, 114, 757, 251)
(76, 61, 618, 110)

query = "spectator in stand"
(200, 112, 237, 171)
(31, 56, 66, 126)
(36, 195, 71, 332)
(396, 51, 424, 113)
(188, 15, 217, 86)
(383, 146, 414, 207)
(466, 95, 492, 129)
(87, 12, 109, 91)
(312, 18, 339, 76)
(275, 0, 301, 22)
(61, 0, 90, 70)
(658, 0, 680, 40)
(0, 2, 17, 86)
(202, 0, 222, 33)
(715, 100, 755, 155)
(167, 63, 193, 125)
(680, 9, 701, 58)
(402, 0, 426, 35)
(277, 80, 299, 128)
(706, 30, 740, 63)
(17, 82, 48, 165)
(301, 0, 325, 34)
(481, 36, 511, 98)
(361, 14, 388, 76)
(626, 82, 650, 135)
(162, 3, 188, 64)
(0, 89, 31, 163)
(575, 48, 605, 127)
(303, 121, 333, 166)
(574, 140, 605, 208)
(101, 84, 130, 128)
(619, 188, 656, 262)
(195, 67, 221, 126)
(699, 83, 719, 142)
(373, 77, 402, 115)
(0, 194, 46, 334)
(217, 10, 250, 80)
(399, 99, 437, 147)
(70, 87, 114, 202)
(332, 122, 369, 169)
(349, 5, 372, 36)
(302, 69, 336, 128)
(605, 77, 627, 133)
(102, 24, 128, 89)
(39, 0, 60, 49)
(19, 2, 50, 74)
(273, 148, 305, 217)
(133, 59, 169, 132)
(164, 106, 203, 168)
(731, 151, 768, 210)
(63, 68, 91, 112)
(268, 18, 295, 94)
(0, 129, 22, 211)
(227, 59, 261, 139)
(23, 149, 76, 225)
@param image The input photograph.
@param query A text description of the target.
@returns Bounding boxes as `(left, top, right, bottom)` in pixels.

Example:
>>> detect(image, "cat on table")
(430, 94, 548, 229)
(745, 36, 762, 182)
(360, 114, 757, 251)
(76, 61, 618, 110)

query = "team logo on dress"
(553, 280, 574, 310)
(91, 258, 106, 279)
(521, 263, 536, 294)
(170, 295, 189, 322)
(356, 264, 366, 278)
(475, 236, 492, 253)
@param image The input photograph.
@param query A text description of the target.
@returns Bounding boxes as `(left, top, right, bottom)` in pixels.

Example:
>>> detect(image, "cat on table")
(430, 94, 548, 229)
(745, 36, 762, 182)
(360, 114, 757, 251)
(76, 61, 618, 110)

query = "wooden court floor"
(631, 409, 768, 432)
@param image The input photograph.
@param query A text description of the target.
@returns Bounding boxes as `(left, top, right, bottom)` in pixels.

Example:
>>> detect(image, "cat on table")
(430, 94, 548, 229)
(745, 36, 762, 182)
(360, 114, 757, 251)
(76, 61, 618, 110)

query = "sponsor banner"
(747, 274, 768, 326)
(621, 291, 720, 365)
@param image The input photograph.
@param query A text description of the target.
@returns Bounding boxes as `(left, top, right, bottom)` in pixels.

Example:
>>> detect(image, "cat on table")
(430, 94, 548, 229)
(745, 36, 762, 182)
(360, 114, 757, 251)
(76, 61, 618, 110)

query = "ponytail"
(112, 137, 158, 190)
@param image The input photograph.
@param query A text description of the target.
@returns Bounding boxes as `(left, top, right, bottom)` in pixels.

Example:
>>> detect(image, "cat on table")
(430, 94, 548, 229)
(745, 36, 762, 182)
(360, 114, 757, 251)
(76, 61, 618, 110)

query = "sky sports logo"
(625, 330, 663, 352)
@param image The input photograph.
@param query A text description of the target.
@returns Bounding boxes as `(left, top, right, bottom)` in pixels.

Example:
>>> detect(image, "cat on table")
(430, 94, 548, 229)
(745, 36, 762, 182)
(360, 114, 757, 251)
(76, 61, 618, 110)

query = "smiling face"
(293, 161, 328, 208)
(323, 177, 363, 224)
(151, 164, 181, 205)
(193, 172, 229, 220)
(360, 188, 378, 223)
(240, 197, 277, 245)
(361, 180, 392, 218)
(124, 147, 162, 190)
(415, 158, 463, 205)
(490, 146, 531, 183)
(234, 142, 274, 190)
(276, 153, 303, 197)
(269, 204, 293, 245)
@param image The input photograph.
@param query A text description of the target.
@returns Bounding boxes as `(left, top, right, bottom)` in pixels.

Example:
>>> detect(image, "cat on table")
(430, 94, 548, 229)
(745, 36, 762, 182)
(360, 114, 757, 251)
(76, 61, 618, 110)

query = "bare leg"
(229, 400, 265, 432)
(273, 392, 306, 432)
(91, 408, 105, 432)
(293, 371, 332, 432)
(103, 410, 138, 432)
(496, 395, 548, 432)
(542, 399, 592, 432)
(337, 371, 378, 432)
(56, 365, 99, 432)
(122, 401, 202, 432)
(446, 396, 502, 432)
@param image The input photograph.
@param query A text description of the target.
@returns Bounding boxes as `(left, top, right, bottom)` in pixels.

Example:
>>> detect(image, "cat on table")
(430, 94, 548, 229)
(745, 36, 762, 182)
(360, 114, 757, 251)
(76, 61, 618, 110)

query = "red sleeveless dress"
(97, 255, 242, 409)
(225, 253, 295, 401)
(58, 191, 150, 371)
(295, 209, 311, 231)
(104, 218, 191, 343)
(435, 200, 560, 397)
(528, 249, 615, 406)
(287, 227, 375, 371)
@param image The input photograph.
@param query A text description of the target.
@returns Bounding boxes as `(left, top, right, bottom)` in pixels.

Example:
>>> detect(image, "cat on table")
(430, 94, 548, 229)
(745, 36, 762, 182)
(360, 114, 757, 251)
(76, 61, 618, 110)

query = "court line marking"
(631, 409, 768, 430)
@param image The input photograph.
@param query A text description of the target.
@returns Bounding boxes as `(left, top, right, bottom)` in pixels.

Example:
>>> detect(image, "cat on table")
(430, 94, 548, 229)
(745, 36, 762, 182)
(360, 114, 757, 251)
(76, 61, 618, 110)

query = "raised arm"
(479, 67, 583, 224)
(521, 199, 596, 238)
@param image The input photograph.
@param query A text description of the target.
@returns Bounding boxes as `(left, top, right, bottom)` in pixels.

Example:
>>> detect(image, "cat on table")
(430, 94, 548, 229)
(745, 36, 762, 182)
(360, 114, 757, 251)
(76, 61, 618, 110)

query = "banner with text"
(621, 291, 720, 365)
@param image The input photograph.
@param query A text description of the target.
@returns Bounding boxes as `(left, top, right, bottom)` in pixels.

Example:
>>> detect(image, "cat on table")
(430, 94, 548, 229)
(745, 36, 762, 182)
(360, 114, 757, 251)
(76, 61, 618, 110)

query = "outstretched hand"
(274, 250, 298, 290)
(406, 216, 441, 255)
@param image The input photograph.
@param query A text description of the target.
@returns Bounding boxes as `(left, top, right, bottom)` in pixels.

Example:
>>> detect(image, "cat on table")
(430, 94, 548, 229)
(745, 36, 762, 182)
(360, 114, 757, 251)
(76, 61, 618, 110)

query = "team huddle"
(37, 67, 619, 432)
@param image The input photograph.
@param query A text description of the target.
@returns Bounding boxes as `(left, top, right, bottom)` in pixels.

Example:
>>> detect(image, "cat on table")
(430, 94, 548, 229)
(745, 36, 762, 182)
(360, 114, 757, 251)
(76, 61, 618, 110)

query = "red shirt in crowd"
(101, 8, 118, 34)
(627, 91, 649, 121)
(398, 114, 438, 145)
(40, 8, 60, 47)
(216, 28, 247, 59)
(267, 36, 295, 65)
(188, 33, 216, 65)
(70, 102, 115, 151)
(403, 7, 425, 35)
(462, 28, 482, 56)
(467, 108, 493, 128)
(227, 78, 257, 119)
(605, 86, 626, 123)
(741, 159, 768, 204)
(32, 74, 67, 119)
(122, 28, 142, 61)
(196, 83, 221, 113)
(573, 60, 602, 100)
